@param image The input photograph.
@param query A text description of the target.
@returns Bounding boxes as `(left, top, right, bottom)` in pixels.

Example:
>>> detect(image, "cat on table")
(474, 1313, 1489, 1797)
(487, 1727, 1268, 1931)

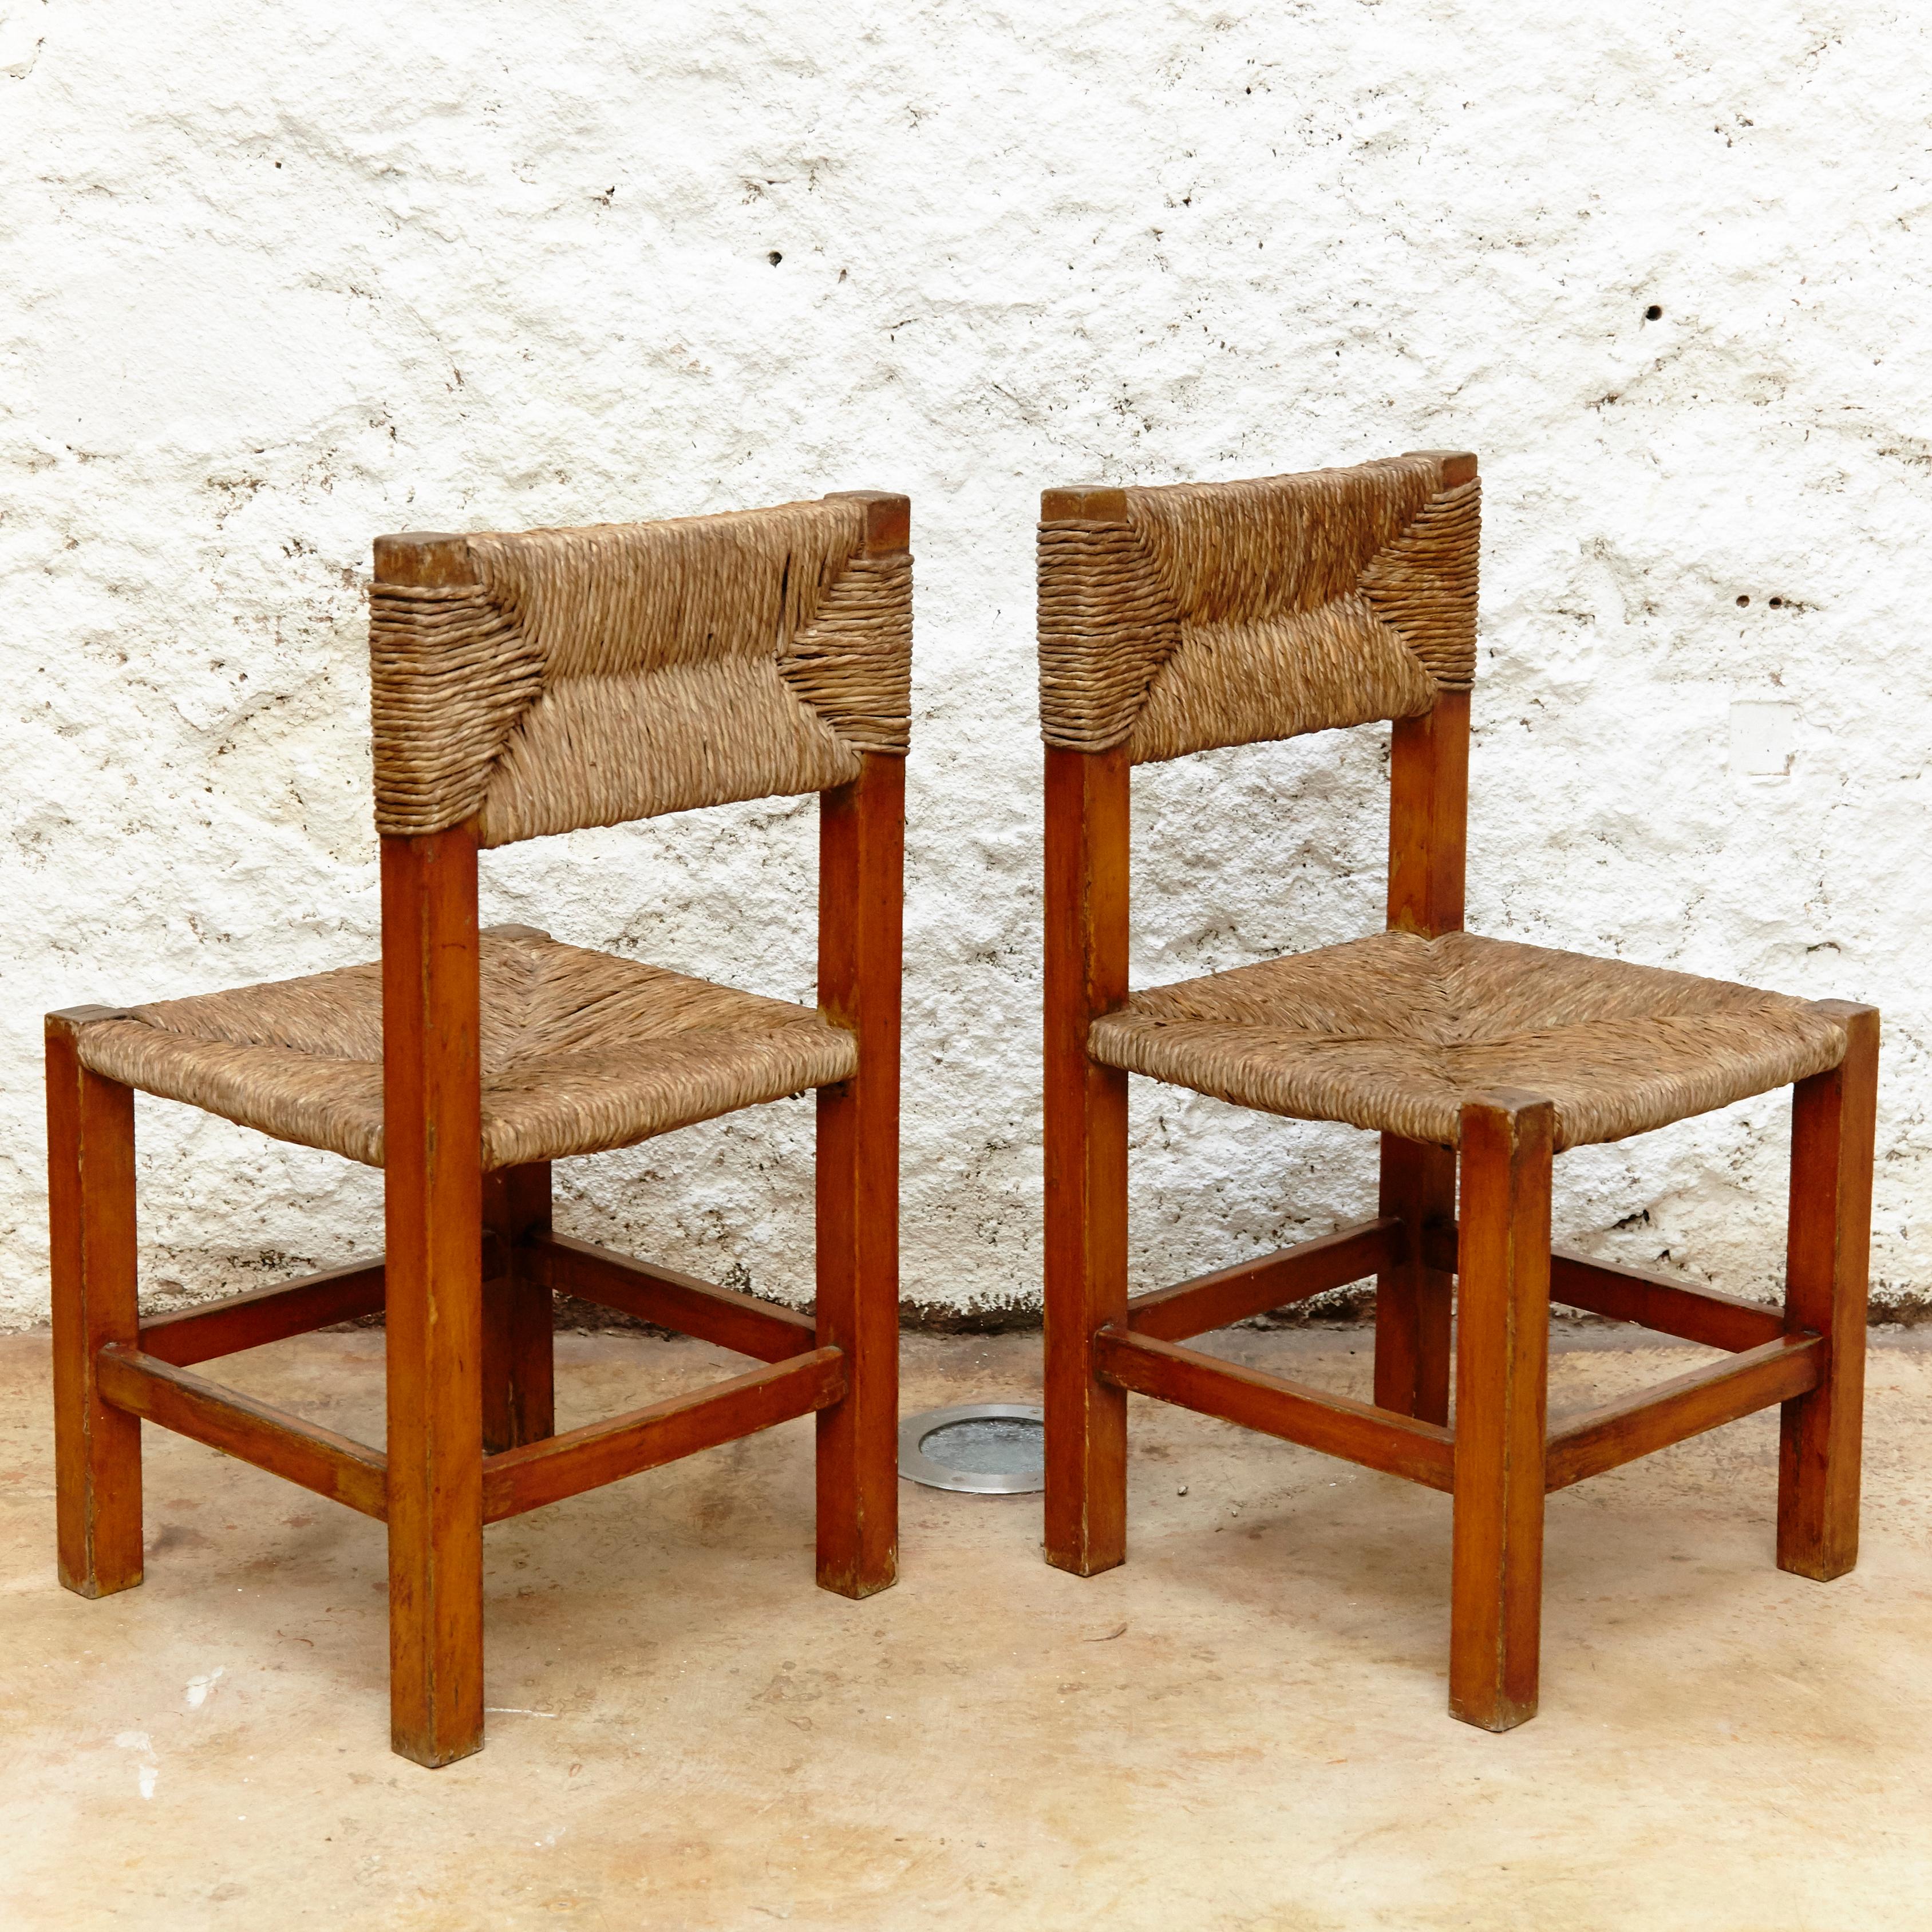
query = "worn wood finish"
(1449, 1091, 1552, 1732)
(49, 503, 919, 1765)
(1423, 1222, 1790, 1355)
(382, 813, 486, 1767)
(482, 1163, 554, 1452)
(1779, 1003, 1879, 1582)
(139, 1257, 387, 1367)
(377, 528, 487, 1771)
(813, 496, 907, 1604)
(1547, 1334, 1823, 1493)
(1095, 1325, 1455, 1490)
(1374, 1137, 1457, 1424)
(1027, 447, 1877, 1730)
(523, 1232, 816, 1364)
(1549, 1249, 1785, 1353)
(47, 1012, 144, 1599)
(484, 1346, 845, 1523)
(1128, 1218, 1401, 1343)
(1385, 698, 1469, 940)
(1043, 715, 1132, 1577)
(98, 1345, 389, 1519)
(1378, 521, 1470, 1431)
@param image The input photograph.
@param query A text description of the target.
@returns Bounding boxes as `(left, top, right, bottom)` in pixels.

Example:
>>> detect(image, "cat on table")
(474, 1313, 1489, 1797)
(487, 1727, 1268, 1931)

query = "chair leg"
(381, 824, 485, 1769)
(385, 1152, 485, 1767)
(48, 1016, 143, 1599)
(1374, 1133, 1455, 1424)
(1779, 1005, 1879, 1582)
(1042, 745, 1130, 1578)
(482, 1163, 554, 1453)
(1449, 1092, 1553, 1731)
(814, 1073, 900, 1599)
(813, 753, 902, 1601)
(1043, 1056, 1129, 1577)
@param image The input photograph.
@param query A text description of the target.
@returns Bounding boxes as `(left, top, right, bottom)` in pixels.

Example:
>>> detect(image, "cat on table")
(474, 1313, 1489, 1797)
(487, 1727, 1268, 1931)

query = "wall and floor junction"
(5, 1, 1929, 1327)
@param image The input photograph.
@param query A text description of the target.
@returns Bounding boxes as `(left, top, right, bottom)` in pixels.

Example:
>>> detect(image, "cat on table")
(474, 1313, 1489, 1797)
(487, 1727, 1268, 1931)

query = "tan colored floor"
(3, 1325, 1930, 1930)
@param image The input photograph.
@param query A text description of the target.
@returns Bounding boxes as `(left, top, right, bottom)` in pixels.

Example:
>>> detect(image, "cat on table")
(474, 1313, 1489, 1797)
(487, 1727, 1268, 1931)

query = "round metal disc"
(898, 1401, 1045, 1495)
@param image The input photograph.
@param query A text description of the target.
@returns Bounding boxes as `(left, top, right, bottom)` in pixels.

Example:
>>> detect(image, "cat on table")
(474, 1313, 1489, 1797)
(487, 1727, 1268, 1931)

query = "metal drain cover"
(898, 1402, 1045, 1494)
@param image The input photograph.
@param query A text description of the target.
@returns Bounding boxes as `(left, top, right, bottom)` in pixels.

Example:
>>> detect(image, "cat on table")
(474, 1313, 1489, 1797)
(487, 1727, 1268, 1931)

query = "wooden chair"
(1038, 452, 1876, 1729)
(48, 489, 910, 1766)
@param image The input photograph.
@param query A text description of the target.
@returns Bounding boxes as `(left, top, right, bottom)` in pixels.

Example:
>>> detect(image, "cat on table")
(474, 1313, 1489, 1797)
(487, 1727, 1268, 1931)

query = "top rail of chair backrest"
(368, 493, 911, 847)
(1036, 451, 1477, 765)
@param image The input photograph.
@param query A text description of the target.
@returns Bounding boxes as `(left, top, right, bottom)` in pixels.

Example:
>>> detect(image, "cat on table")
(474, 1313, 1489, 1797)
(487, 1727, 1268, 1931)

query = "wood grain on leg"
(813, 491, 906, 1602)
(483, 1162, 554, 1452)
(813, 500, 907, 1601)
(1449, 1090, 1552, 1732)
(1779, 1003, 1879, 1582)
(1375, 1135, 1456, 1425)
(377, 530, 487, 1770)
(1043, 724, 1131, 1577)
(48, 1012, 143, 1599)
(1380, 575, 1470, 1427)
(1385, 695, 1469, 941)
(814, 753, 904, 1598)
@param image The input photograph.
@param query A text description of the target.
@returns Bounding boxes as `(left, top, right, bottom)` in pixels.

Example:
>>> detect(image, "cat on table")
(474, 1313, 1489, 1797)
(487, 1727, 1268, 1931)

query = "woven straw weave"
(1038, 453, 1477, 762)
(371, 496, 912, 844)
(74, 929, 856, 1170)
(1090, 931, 1847, 1152)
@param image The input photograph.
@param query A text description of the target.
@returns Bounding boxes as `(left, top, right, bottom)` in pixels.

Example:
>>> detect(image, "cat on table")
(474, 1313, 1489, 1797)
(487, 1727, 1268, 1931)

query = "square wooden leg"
(813, 754, 902, 1601)
(386, 1164, 485, 1767)
(1043, 746, 1130, 1579)
(1043, 1054, 1129, 1577)
(483, 1163, 554, 1453)
(382, 825, 485, 1768)
(1779, 1004, 1878, 1582)
(1450, 1091, 1552, 1732)
(1374, 1133, 1456, 1425)
(814, 1073, 900, 1598)
(48, 1014, 144, 1599)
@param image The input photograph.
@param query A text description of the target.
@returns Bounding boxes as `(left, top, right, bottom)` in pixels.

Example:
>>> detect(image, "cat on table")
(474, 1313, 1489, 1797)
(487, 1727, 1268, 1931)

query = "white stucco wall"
(5, 0, 1929, 1327)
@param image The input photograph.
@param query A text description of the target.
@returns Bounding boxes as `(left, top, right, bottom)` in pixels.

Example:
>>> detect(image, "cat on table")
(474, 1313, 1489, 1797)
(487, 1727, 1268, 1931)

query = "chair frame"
(49, 492, 907, 1768)
(1040, 467, 1878, 1730)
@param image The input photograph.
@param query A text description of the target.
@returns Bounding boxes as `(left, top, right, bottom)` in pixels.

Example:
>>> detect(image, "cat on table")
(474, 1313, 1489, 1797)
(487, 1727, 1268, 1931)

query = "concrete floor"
(3, 1325, 1930, 1930)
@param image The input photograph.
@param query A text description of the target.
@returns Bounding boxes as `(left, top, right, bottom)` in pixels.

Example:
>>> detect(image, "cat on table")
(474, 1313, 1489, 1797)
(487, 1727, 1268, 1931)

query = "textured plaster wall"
(4, 0, 1930, 1327)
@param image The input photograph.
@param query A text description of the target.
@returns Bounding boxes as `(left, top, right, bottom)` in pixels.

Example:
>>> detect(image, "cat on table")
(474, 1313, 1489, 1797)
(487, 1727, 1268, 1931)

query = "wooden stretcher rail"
(1127, 1216, 1402, 1342)
(1548, 1250, 1785, 1352)
(137, 1258, 388, 1366)
(482, 1345, 845, 1523)
(96, 1344, 389, 1520)
(1419, 1223, 1787, 1354)
(1094, 1326, 1455, 1492)
(1543, 1332, 1823, 1493)
(521, 1231, 817, 1364)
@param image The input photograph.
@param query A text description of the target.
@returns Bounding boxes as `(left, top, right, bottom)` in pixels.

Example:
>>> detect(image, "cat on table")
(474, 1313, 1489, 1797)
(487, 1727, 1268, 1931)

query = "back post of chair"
(1040, 486, 1133, 1578)
(814, 490, 910, 1598)
(373, 530, 488, 1769)
(1374, 448, 1477, 1426)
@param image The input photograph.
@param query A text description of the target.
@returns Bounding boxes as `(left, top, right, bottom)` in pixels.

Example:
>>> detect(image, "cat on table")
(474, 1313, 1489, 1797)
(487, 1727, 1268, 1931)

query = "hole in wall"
(1736, 595, 1751, 607)
(767, 251, 783, 266)
(1644, 303, 1664, 320)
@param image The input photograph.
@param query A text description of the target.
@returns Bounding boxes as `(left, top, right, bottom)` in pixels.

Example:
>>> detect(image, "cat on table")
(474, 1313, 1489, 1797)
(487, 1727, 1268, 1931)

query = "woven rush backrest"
(369, 495, 911, 847)
(1037, 452, 1478, 763)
